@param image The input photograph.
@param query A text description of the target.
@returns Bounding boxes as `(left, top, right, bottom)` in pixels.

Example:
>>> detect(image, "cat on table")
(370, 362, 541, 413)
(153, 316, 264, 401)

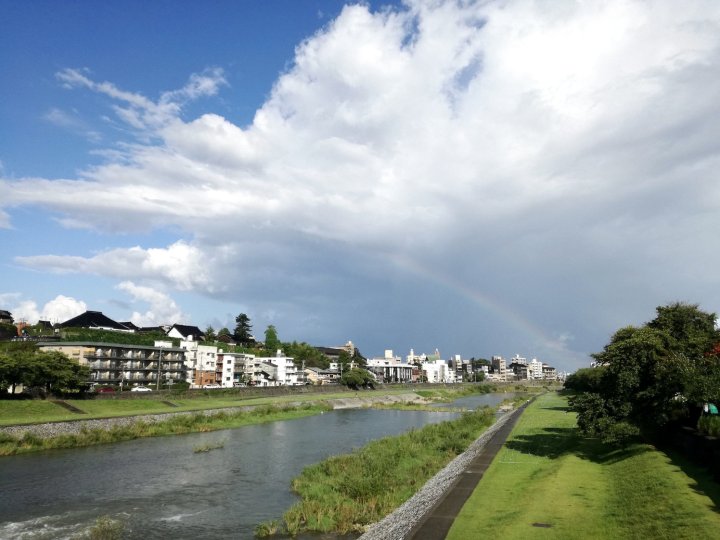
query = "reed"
(259, 406, 496, 536)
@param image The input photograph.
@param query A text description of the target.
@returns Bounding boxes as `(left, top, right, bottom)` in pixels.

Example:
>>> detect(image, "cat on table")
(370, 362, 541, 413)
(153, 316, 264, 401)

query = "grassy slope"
(0, 389, 416, 426)
(0, 384, 529, 425)
(447, 393, 720, 540)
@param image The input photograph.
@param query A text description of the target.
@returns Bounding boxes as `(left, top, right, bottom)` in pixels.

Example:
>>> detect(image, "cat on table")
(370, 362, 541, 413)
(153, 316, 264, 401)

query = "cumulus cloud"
(2, 294, 87, 324)
(116, 281, 187, 326)
(3, 0, 720, 369)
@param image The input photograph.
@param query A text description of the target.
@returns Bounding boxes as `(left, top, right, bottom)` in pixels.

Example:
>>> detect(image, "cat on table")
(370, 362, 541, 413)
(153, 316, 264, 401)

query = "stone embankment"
(0, 392, 429, 440)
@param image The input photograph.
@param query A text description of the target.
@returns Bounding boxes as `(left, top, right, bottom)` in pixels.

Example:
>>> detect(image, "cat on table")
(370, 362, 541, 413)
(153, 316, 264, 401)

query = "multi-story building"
(38, 341, 187, 389)
(180, 340, 220, 387)
(365, 350, 413, 383)
(422, 359, 454, 383)
(490, 355, 508, 382)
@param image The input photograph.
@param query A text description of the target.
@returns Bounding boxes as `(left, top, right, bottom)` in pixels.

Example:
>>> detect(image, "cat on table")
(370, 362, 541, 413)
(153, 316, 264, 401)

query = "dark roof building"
(57, 310, 133, 332)
(0, 310, 14, 324)
(167, 324, 205, 341)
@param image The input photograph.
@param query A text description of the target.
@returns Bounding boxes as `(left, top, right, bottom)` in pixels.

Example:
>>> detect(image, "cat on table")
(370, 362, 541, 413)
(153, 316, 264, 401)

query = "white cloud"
(3, 0, 720, 370)
(116, 281, 187, 326)
(1, 294, 87, 324)
(16, 241, 214, 292)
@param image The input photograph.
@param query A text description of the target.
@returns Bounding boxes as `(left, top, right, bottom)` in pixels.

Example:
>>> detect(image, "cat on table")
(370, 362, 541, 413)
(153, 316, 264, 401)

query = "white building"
(422, 359, 454, 383)
(180, 340, 219, 387)
(251, 350, 304, 386)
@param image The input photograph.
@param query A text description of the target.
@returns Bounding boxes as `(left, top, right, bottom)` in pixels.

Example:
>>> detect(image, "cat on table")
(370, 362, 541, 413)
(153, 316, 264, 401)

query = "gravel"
(358, 409, 517, 540)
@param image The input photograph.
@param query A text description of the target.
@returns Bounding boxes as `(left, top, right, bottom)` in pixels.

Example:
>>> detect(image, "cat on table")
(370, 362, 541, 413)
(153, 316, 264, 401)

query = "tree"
(341, 367, 375, 390)
(570, 303, 720, 444)
(264, 325, 280, 353)
(204, 326, 216, 342)
(218, 327, 231, 337)
(0, 348, 90, 396)
(283, 341, 330, 369)
(233, 313, 253, 345)
(0, 353, 23, 394)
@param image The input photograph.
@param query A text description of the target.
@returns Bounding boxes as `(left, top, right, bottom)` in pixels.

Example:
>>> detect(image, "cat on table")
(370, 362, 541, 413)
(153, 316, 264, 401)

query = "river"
(0, 393, 513, 539)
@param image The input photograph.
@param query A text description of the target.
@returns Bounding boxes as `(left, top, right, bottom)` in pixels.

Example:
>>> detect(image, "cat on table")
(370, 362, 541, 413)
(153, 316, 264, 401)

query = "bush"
(698, 415, 720, 437)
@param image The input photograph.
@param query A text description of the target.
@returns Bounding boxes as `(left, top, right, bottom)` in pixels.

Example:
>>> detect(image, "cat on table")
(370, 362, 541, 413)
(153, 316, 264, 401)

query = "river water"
(0, 393, 512, 539)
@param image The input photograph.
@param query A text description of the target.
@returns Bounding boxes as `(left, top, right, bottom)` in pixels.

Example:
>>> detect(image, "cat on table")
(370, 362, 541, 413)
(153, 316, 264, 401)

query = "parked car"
(130, 386, 152, 392)
(203, 384, 222, 389)
(96, 386, 116, 393)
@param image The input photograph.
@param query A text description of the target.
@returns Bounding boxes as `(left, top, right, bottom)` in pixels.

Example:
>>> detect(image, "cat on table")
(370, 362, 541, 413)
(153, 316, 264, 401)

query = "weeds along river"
(0, 393, 512, 539)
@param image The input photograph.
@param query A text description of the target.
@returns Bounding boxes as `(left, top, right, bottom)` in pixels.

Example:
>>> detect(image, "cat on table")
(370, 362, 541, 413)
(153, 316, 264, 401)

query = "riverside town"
(1, 302, 719, 539)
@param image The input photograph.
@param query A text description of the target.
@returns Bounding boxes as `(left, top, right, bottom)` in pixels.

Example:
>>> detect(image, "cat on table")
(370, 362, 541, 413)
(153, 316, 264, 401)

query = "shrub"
(698, 415, 720, 437)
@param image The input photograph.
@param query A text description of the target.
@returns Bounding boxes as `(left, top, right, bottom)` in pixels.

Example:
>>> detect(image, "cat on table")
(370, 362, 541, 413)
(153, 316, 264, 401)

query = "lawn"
(447, 392, 720, 540)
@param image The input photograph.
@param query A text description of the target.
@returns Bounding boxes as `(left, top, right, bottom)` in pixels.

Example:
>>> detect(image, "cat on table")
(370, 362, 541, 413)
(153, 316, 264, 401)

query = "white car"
(203, 384, 222, 389)
(130, 386, 152, 392)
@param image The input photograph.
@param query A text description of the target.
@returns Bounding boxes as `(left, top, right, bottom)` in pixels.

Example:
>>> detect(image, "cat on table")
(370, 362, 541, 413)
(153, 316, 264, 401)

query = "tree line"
(565, 302, 720, 443)
(0, 343, 90, 396)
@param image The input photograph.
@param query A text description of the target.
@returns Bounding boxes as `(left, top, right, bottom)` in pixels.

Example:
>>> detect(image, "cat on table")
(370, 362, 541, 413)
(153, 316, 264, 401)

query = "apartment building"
(38, 341, 187, 389)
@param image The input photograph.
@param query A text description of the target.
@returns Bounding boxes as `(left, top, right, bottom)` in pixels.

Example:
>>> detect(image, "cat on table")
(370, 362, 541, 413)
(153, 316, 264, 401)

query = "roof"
(120, 321, 140, 330)
(57, 310, 132, 331)
(37, 341, 186, 352)
(167, 324, 205, 339)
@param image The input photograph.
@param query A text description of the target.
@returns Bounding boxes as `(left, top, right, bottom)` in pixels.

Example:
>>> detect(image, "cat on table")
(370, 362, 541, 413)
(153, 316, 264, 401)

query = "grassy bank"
(0, 389, 406, 426)
(256, 406, 497, 537)
(0, 402, 331, 456)
(0, 383, 514, 426)
(447, 393, 720, 539)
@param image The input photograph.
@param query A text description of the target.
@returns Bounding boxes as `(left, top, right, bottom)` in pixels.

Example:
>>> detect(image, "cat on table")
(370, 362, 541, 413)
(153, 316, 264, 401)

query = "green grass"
(0, 403, 332, 455)
(447, 393, 720, 540)
(258, 406, 497, 536)
(0, 384, 503, 426)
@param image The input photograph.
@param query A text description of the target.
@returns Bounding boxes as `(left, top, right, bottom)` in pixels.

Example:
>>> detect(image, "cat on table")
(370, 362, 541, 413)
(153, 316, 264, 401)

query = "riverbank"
(0, 389, 490, 455)
(256, 394, 531, 537)
(446, 393, 720, 539)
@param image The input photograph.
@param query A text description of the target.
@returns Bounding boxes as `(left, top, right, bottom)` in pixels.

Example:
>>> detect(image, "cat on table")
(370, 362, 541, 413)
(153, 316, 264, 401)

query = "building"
(180, 340, 219, 387)
(38, 341, 187, 389)
(490, 355, 508, 382)
(304, 367, 341, 385)
(239, 350, 305, 386)
(57, 310, 133, 332)
(366, 350, 413, 383)
(422, 359, 454, 383)
(166, 324, 205, 342)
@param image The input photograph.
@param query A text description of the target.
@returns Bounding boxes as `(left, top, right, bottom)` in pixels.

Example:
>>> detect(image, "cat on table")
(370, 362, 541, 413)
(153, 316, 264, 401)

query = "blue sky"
(2, 0, 720, 372)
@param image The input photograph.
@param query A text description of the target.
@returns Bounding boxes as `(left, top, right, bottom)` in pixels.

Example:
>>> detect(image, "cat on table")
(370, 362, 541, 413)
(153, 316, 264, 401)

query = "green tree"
(218, 327, 231, 337)
(264, 325, 280, 353)
(283, 341, 330, 369)
(0, 353, 23, 393)
(233, 313, 253, 345)
(204, 326, 216, 342)
(340, 367, 375, 390)
(571, 303, 720, 444)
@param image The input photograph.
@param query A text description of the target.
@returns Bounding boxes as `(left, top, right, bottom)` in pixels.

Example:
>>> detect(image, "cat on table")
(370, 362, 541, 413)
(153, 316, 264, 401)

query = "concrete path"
(405, 401, 529, 540)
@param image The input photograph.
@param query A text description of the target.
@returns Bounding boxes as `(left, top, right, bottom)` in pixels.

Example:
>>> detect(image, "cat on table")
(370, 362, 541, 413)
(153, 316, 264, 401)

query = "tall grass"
(256, 406, 496, 536)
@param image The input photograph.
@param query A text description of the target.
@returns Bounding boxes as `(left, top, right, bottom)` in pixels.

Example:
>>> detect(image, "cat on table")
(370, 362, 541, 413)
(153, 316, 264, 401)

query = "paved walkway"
(405, 401, 530, 540)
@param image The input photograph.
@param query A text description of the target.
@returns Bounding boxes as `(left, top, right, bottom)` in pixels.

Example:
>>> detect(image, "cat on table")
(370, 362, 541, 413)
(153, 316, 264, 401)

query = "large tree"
(264, 325, 280, 353)
(0, 348, 90, 395)
(233, 313, 254, 345)
(569, 302, 720, 443)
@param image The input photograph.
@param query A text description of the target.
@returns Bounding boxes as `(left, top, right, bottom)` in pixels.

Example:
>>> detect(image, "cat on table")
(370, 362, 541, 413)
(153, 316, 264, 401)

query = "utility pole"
(156, 345, 163, 391)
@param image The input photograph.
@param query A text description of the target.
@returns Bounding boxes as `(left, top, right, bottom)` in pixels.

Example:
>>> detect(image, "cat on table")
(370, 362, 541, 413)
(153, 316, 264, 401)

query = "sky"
(2, 0, 720, 373)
